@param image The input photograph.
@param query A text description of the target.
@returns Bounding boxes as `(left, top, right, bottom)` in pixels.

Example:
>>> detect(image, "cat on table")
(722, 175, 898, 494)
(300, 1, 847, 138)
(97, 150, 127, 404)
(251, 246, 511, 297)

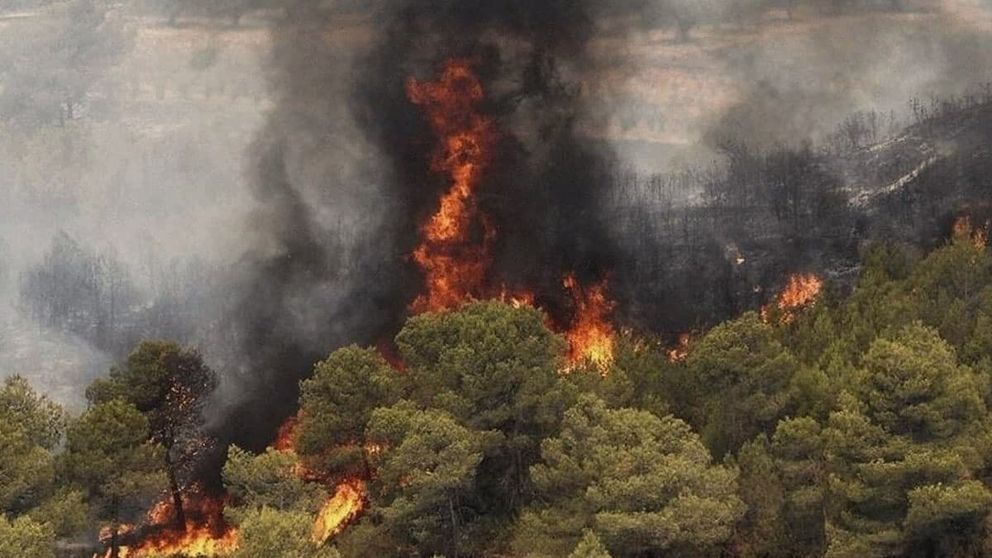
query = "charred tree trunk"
(449, 496, 459, 558)
(109, 526, 119, 558)
(165, 450, 186, 528)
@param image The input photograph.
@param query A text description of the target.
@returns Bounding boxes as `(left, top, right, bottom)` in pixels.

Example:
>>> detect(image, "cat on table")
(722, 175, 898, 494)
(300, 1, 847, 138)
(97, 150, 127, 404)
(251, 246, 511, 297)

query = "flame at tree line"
(953, 215, 989, 248)
(561, 274, 617, 372)
(91, 416, 364, 557)
(776, 274, 824, 312)
(667, 333, 693, 363)
(274, 414, 367, 546)
(312, 481, 366, 545)
(406, 58, 618, 370)
(95, 490, 237, 558)
(761, 273, 824, 324)
(406, 59, 498, 314)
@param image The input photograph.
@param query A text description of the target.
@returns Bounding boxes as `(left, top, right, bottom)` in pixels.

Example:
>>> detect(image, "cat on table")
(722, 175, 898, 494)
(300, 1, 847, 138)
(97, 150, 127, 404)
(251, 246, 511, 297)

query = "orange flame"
(776, 273, 824, 311)
(270, 415, 369, 543)
(376, 339, 407, 372)
(407, 59, 498, 313)
(667, 333, 692, 363)
(312, 480, 366, 544)
(273, 414, 299, 452)
(405, 61, 619, 372)
(497, 286, 537, 309)
(128, 526, 238, 557)
(96, 491, 237, 558)
(953, 215, 988, 248)
(762, 273, 823, 323)
(562, 274, 616, 372)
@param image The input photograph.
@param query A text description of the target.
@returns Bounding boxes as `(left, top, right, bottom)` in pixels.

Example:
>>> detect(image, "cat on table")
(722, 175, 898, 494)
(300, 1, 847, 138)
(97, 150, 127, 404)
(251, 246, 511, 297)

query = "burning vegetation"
(776, 273, 824, 312)
(15, 2, 992, 557)
(312, 481, 366, 545)
(105, 59, 618, 558)
(94, 490, 237, 558)
(953, 215, 989, 248)
(667, 333, 693, 363)
(406, 59, 619, 371)
(42, 226, 992, 558)
(407, 59, 499, 314)
(761, 273, 824, 323)
(561, 274, 617, 371)
(272, 414, 369, 546)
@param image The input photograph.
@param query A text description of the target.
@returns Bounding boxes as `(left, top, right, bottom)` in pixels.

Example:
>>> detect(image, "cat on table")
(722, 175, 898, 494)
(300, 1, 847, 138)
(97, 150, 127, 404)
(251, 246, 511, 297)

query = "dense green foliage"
(87, 340, 218, 527)
(11, 232, 992, 556)
(229, 507, 340, 558)
(62, 400, 168, 545)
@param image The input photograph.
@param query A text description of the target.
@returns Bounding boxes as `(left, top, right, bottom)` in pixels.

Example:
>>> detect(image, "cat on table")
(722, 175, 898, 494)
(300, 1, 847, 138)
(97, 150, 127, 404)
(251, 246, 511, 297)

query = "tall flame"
(405, 60, 619, 375)
(407, 59, 498, 313)
(312, 480, 366, 544)
(562, 274, 616, 371)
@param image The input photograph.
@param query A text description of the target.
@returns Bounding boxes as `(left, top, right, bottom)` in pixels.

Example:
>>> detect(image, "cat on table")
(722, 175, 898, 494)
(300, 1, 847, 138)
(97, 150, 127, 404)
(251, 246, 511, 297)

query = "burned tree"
(86, 340, 218, 528)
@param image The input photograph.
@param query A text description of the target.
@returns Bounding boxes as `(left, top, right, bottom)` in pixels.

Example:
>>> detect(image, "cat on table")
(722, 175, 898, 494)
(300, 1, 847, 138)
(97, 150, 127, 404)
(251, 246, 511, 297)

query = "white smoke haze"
(0, 1, 267, 407)
(0, 0, 990, 416)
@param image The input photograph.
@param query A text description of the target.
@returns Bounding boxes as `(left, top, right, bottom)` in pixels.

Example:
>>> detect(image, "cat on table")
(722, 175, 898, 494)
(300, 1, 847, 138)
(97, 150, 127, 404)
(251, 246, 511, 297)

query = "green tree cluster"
(1, 340, 216, 558)
(287, 302, 744, 557)
(10, 232, 992, 557)
(285, 232, 992, 557)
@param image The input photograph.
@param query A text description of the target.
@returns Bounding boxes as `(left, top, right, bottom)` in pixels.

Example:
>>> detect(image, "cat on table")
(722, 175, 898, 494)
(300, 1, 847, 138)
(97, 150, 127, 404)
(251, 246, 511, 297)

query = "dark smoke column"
(214, 0, 640, 453)
(354, 0, 624, 315)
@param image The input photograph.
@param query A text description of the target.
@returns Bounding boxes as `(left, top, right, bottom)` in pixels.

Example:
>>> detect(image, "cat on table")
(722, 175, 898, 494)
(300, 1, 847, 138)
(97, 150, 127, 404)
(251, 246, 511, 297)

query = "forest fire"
(94, 414, 369, 558)
(762, 273, 824, 323)
(273, 413, 299, 451)
(407, 58, 498, 313)
(407, 59, 619, 370)
(562, 274, 617, 371)
(95, 491, 237, 558)
(777, 274, 824, 311)
(312, 480, 366, 545)
(953, 215, 988, 248)
(273, 414, 369, 543)
(667, 333, 693, 363)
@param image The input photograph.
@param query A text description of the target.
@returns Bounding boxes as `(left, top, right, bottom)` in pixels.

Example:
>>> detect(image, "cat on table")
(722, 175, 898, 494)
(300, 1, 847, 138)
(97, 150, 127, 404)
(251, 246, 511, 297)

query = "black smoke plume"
(213, 0, 640, 452)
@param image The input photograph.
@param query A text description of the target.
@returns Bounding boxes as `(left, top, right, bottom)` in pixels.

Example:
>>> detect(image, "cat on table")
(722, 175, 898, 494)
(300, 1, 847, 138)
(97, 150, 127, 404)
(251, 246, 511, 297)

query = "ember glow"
(273, 414, 299, 451)
(953, 215, 988, 248)
(562, 274, 617, 371)
(407, 59, 498, 313)
(667, 333, 693, 363)
(312, 480, 366, 545)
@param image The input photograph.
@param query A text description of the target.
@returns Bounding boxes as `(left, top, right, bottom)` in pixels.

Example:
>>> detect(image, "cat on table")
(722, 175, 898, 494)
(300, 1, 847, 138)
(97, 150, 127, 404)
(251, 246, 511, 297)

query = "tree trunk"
(109, 506, 121, 558)
(449, 496, 459, 558)
(165, 452, 186, 527)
